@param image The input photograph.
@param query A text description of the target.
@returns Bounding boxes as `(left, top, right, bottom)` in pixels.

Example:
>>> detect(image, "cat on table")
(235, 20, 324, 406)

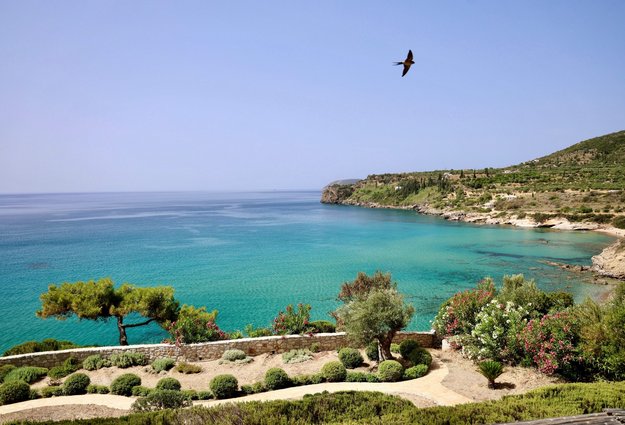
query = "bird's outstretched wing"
(406, 50, 413, 61)
(402, 64, 411, 77)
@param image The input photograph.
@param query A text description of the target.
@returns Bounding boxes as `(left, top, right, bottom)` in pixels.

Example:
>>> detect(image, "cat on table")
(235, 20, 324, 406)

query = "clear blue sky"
(1, 1, 624, 193)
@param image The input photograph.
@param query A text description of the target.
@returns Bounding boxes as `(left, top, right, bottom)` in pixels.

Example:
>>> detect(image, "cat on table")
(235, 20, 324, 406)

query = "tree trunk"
(116, 316, 129, 346)
(379, 331, 396, 361)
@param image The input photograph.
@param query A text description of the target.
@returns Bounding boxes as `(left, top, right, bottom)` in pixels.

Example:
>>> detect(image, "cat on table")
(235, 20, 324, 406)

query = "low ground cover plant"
(282, 348, 313, 364)
(3, 366, 48, 384)
(86, 384, 109, 394)
(175, 362, 202, 374)
(40, 385, 64, 398)
(151, 357, 175, 373)
(219, 349, 252, 364)
(109, 352, 148, 368)
(48, 357, 80, 379)
(82, 354, 111, 371)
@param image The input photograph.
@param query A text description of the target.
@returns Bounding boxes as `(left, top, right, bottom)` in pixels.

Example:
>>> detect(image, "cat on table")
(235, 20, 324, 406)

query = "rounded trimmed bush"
(0, 365, 16, 383)
(378, 360, 404, 382)
(0, 380, 31, 405)
(63, 373, 90, 395)
(110, 373, 141, 396)
(399, 339, 420, 359)
(209, 374, 238, 399)
(338, 348, 364, 369)
(365, 342, 379, 362)
(408, 348, 432, 368)
(265, 368, 291, 390)
(221, 349, 247, 362)
(40, 385, 64, 398)
(321, 361, 347, 382)
(403, 364, 429, 380)
(151, 358, 176, 373)
(86, 384, 109, 394)
(156, 377, 181, 391)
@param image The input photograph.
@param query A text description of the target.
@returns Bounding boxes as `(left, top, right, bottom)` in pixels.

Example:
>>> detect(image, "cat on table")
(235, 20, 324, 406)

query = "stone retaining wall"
(0, 331, 436, 368)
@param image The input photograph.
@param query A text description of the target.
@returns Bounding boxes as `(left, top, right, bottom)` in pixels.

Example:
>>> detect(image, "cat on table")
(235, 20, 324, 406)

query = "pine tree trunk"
(116, 316, 129, 346)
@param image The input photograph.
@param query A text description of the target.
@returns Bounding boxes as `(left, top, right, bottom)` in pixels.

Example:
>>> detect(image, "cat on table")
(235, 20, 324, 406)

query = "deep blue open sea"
(0, 191, 615, 352)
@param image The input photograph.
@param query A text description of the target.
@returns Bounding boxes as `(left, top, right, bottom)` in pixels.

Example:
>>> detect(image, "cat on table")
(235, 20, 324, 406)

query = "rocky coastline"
(323, 197, 625, 281)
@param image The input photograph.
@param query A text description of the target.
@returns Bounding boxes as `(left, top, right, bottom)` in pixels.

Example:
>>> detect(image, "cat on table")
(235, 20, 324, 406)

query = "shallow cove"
(0, 191, 615, 351)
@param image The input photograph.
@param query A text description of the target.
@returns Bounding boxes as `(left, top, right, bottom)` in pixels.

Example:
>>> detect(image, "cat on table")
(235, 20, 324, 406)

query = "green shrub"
(40, 385, 64, 398)
(265, 368, 291, 390)
(131, 386, 153, 397)
(109, 352, 148, 368)
(241, 381, 267, 394)
(48, 356, 80, 380)
(378, 360, 403, 382)
(0, 365, 16, 383)
(4, 366, 48, 384)
(398, 339, 420, 359)
(365, 341, 379, 362)
(478, 360, 504, 388)
(151, 357, 175, 373)
(321, 361, 347, 382)
(132, 389, 192, 412)
(3, 339, 81, 356)
(209, 374, 238, 399)
(244, 324, 273, 338)
(344, 371, 381, 382)
(403, 364, 428, 379)
(407, 348, 432, 368)
(110, 373, 142, 396)
(221, 349, 247, 362)
(181, 389, 198, 400)
(390, 343, 400, 353)
(83, 354, 111, 371)
(291, 373, 324, 386)
(156, 377, 181, 391)
(197, 390, 213, 400)
(175, 362, 202, 374)
(86, 384, 109, 394)
(338, 347, 364, 369)
(613, 216, 625, 229)
(309, 320, 336, 333)
(309, 342, 321, 353)
(63, 373, 90, 395)
(282, 349, 313, 364)
(0, 380, 31, 405)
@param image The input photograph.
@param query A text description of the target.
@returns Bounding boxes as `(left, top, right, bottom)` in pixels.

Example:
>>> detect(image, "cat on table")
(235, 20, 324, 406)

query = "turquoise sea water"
(0, 191, 615, 352)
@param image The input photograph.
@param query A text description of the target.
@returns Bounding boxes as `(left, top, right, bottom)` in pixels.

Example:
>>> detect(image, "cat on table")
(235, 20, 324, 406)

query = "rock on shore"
(592, 239, 625, 280)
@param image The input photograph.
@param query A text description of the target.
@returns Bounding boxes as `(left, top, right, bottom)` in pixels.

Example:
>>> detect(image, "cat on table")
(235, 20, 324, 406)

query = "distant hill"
(321, 130, 625, 230)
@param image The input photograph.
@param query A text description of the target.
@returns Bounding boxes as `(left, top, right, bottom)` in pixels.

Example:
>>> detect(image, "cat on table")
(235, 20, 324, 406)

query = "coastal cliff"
(321, 130, 625, 280)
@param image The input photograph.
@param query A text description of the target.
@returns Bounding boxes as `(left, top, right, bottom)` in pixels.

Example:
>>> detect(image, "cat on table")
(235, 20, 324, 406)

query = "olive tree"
(335, 288, 415, 361)
(37, 278, 179, 345)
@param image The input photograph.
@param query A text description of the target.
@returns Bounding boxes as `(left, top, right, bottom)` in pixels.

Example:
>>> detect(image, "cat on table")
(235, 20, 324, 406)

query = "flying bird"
(394, 50, 414, 77)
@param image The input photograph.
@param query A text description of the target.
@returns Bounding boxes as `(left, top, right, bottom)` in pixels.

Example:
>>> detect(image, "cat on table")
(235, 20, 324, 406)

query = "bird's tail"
(393, 62, 403, 66)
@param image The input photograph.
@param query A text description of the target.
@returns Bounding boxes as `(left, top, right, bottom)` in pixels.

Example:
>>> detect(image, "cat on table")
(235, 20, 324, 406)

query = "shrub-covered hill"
(321, 130, 625, 229)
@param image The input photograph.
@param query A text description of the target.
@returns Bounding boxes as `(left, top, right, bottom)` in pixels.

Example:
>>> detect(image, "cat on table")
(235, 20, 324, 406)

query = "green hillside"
(322, 131, 625, 227)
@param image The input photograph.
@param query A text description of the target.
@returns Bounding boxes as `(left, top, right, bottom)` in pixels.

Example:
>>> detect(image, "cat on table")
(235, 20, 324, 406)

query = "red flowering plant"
(164, 305, 227, 347)
(432, 279, 496, 339)
(272, 303, 315, 336)
(519, 311, 583, 377)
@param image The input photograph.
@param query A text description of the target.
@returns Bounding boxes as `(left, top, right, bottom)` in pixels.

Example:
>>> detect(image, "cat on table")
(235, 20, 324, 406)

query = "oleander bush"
(0, 380, 31, 405)
(3, 366, 48, 384)
(175, 362, 202, 374)
(63, 373, 90, 395)
(264, 368, 291, 390)
(86, 384, 109, 394)
(82, 354, 111, 371)
(110, 373, 142, 396)
(155, 377, 181, 391)
(151, 357, 175, 373)
(377, 360, 403, 382)
(132, 389, 192, 412)
(321, 361, 347, 382)
(109, 352, 148, 368)
(403, 364, 429, 379)
(40, 385, 64, 398)
(282, 348, 314, 364)
(209, 374, 238, 399)
(338, 347, 364, 369)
